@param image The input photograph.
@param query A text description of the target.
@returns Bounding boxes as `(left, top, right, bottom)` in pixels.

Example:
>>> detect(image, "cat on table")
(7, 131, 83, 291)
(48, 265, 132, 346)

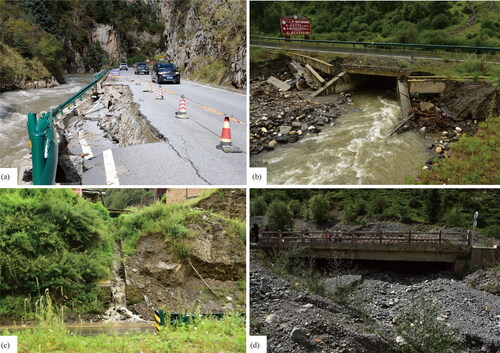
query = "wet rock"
(275, 135, 289, 143)
(280, 126, 292, 134)
(268, 140, 278, 148)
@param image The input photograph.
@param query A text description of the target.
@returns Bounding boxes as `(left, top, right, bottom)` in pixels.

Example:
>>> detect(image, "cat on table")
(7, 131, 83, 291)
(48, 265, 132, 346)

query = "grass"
(4, 292, 245, 353)
(394, 297, 464, 353)
(189, 56, 228, 86)
(7, 314, 245, 353)
(411, 115, 500, 184)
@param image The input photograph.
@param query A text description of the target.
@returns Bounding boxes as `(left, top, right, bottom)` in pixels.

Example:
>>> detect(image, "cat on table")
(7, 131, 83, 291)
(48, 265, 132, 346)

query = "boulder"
(279, 126, 292, 134)
(268, 140, 278, 148)
(419, 101, 435, 112)
(275, 135, 289, 143)
(290, 327, 308, 344)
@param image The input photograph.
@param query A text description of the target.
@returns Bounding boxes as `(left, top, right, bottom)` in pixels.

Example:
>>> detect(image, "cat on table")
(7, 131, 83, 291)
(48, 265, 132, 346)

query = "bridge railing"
(259, 229, 472, 246)
(26, 69, 110, 185)
(250, 36, 500, 54)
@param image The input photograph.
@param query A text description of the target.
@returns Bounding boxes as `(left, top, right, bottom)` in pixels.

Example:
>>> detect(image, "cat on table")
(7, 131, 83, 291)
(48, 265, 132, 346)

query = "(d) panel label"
(248, 335, 267, 353)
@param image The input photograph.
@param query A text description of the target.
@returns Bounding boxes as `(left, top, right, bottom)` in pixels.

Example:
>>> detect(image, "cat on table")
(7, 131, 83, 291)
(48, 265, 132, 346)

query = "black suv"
(151, 62, 180, 84)
(134, 62, 149, 75)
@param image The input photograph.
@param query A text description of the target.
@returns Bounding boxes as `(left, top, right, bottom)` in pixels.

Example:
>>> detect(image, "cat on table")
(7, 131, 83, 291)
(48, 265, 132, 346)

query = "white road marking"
(103, 149, 120, 185)
(79, 131, 93, 159)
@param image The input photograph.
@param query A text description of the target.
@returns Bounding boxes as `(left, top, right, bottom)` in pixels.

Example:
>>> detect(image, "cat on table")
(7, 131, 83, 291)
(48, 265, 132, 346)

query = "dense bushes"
(251, 1, 500, 47)
(0, 189, 113, 316)
(251, 189, 499, 236)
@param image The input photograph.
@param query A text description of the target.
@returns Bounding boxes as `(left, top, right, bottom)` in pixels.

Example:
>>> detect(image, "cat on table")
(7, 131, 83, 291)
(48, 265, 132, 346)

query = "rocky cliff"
(66, 0, 246, 88)
(147, 0, 246, 88)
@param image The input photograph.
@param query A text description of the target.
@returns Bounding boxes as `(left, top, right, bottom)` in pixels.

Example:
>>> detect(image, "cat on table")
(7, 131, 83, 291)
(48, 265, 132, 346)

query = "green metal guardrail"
(26, 69, 110, 185)
(251, 36, 500, 54)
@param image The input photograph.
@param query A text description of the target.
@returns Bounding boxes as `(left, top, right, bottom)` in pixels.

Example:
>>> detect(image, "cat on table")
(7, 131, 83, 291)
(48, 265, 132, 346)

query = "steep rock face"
(91, 24, 127, 62)
(149, 0, 246, 88)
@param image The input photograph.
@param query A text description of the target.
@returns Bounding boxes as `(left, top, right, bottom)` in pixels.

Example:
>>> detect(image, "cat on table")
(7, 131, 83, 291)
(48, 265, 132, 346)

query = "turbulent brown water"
(251, 91, 432, 185)
(0, 74, 93, 168)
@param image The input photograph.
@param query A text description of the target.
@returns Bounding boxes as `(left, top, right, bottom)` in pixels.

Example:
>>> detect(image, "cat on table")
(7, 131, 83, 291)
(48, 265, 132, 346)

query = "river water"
(251, 90, 431, 185)
(0, 74, 93, 168)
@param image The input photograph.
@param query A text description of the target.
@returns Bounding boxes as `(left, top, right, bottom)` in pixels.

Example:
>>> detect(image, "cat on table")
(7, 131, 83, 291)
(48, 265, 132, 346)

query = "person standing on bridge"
(251, 223, 260, 243)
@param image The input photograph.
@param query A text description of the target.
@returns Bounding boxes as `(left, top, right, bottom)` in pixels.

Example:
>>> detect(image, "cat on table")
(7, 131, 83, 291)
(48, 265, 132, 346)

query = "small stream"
(105, 241, 145, 322)
(251, 90, 432, 185)
(0, 74, 94, 168)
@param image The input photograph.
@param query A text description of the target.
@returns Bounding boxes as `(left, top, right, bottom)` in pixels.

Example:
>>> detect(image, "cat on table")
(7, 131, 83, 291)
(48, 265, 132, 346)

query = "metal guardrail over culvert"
(26, 69, 110, 185)
(250, 36, 500, 54)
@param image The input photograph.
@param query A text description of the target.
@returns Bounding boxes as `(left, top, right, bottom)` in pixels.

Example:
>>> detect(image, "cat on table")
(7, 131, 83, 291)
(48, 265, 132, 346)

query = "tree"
(426, 189, 441, 224)
(309, 194, 330, 223)
(34, 33, 63, 77)
(250, 197, 267, 216)
(266, 200, 293, 231)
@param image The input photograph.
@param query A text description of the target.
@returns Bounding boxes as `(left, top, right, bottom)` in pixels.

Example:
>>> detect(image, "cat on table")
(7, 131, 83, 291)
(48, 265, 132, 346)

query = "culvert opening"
(350, 74, 398, 92)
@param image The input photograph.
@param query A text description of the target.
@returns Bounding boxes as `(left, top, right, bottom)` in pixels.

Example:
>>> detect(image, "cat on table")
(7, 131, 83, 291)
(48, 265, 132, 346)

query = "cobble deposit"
(251, 250, 500, 353)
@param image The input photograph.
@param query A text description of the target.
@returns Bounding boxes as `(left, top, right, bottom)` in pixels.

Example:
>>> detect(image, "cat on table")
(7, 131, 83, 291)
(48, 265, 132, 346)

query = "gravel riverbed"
(250, 250, 500, 353)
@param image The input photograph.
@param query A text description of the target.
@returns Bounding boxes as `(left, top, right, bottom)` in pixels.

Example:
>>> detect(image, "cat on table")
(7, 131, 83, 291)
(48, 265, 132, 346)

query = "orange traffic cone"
(142, 81, 153, 93)
(175, 94, 188, 119)
(155, 85, 163, 100)
(216, 117, 241, 153)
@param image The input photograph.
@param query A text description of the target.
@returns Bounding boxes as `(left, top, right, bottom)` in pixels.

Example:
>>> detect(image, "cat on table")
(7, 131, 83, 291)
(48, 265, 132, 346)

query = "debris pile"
(250, 60, 352, 155)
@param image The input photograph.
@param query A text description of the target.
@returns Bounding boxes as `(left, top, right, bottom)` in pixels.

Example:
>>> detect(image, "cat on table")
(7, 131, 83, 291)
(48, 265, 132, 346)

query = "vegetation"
(251, 189, 500, 239)
(0, 189, 114, 319)
(0, 189, 245, 322)
(413, 115, 500, 185)
(251, 1, 500, 47)
(102, 189, 154, 209)
(0, 0, 163, 85)
(265, 200, 294, 231)
(4, 292, 245, 353)
(395, 298, 464, 353)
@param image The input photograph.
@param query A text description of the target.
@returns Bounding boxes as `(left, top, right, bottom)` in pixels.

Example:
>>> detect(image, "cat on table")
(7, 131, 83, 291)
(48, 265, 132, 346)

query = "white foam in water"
(0, 74, 94, 167)
(254, 91, 431, 185)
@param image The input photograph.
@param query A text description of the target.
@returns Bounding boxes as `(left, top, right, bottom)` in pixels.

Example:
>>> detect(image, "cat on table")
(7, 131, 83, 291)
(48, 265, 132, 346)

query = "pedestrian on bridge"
(251, 223, 260, 243)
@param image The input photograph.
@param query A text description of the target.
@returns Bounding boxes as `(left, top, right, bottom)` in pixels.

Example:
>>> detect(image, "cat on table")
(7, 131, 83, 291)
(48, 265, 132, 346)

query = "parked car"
(119, 63, 128, 70)
(151, 62, 180, 84)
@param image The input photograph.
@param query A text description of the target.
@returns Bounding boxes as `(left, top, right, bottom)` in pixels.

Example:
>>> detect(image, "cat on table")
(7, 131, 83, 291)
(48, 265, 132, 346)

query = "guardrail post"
(27, 113, 37, 141)
(439, 230, 442, 244)
(301, 231, 304, 243)
(31, 132, 46, 185)
(408, 229, 412, 243)
(379, 231, 383, 244)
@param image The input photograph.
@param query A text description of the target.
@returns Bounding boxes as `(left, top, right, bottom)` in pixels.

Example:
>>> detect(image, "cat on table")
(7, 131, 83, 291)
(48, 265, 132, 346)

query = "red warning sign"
(279, 17, 311, 35)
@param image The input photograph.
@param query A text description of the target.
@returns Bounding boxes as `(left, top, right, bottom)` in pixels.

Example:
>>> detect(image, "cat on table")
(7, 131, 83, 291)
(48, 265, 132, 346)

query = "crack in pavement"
(162, 136, 211, 185)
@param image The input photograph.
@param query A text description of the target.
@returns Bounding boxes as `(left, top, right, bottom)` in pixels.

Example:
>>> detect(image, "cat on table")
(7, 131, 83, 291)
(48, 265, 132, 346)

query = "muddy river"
(0, 74, 94, 168)
(251, 90, 432, 185)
